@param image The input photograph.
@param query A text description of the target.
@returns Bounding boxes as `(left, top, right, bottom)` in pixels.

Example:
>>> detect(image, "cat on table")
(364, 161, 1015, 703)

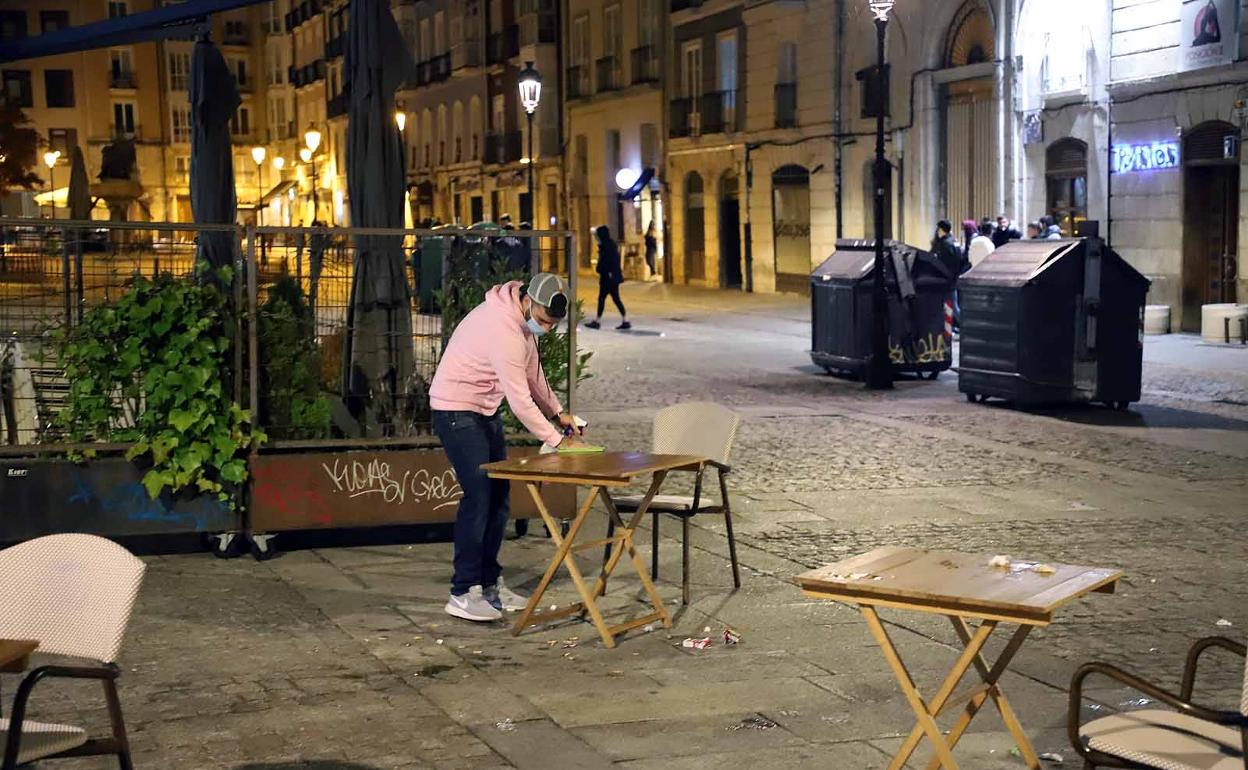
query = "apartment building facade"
(395, 0, 562, 235)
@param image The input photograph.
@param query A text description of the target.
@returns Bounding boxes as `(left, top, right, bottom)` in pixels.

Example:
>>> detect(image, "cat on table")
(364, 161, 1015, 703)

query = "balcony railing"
(289, 59, 326, 88)
(519, 13, 558, 46)
(669, 97, 697, 137)
(701, 89, 738, 134)
(325, 34, 343, 59)
(566, 65, 590, 99)
(775, 82, 797, 128)
(429, 53, 451, 82)
(630, 46, 658, 85)
(487, 25, 520, 65)
(595, 56, 620, 93)
(452, 40, 482, 70)
(327, 89, 349, 119)
(485, 132, 522, 164)
(109, 72, 136, 89)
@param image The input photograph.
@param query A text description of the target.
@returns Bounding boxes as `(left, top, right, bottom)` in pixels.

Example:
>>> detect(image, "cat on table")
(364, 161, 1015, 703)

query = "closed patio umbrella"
(189, 34, 240, 273)
(342, 0, 416, 433)
(67, 145, 91, 222)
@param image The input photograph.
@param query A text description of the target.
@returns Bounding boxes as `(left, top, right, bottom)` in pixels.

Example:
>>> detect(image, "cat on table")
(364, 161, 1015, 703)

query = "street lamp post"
(303, 123, 322, 222)
(518, 61, 542, 226)
(251, 146, 267, 226)
(42, 150, 60, 219)
(865, 0, 895, 390)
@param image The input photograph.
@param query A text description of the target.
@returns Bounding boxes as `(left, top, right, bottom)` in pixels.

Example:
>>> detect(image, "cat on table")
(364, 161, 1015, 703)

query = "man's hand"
(560, 433, 588, 449)
(555, 412, 584, 436)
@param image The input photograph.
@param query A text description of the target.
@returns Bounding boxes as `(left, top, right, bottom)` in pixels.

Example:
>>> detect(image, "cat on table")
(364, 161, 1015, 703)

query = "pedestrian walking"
(644, 221, 658, 279)
(931, 219, 965, 333)
(961, 219, 978, 255)
(429, 273, 588, 622)
(992, 214, 1022, 248)
(1041, 215, 1063, 240)
(585, 225, 629, 330)
(968, 219, 996, 268)
(1026, 221, 1042, 240)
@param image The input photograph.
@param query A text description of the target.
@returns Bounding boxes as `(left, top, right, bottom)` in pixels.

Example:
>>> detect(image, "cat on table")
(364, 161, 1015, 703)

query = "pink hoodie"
(430, 281, 564, 446)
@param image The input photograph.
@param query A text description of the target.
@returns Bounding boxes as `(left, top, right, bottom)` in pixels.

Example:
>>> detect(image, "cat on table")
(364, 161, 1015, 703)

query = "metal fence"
(0, 217, 576, 449)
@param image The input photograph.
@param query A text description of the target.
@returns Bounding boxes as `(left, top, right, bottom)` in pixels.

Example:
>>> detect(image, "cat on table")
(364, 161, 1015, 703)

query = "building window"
(0, 11, 28, 41)
(268, 96, 287, 140)
(266, 2, 281, 34)
(44, 70, 74, 108)
(48, 128, 77, 159)
(224, 19, 247, 41)
(230, 106, 251, 137)
(108, 2, 129, 19)
(175, 155, 190, 184)
(169, 51, 191, 90)
(2, 69, 32, 108)
(172, 106, 191, 143)
(40, 11, 70, 35)
(229, 58, 248, 89)
(1045, 138, 1088, 237)
(110, 49, 134, 87)
(113, 101, 136, 137)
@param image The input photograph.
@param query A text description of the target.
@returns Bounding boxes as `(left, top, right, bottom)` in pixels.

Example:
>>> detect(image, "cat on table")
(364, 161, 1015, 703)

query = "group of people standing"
(931, 213, 1065, 332)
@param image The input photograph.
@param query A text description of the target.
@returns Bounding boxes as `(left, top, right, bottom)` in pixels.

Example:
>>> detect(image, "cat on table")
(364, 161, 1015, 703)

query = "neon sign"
(1112, 141, 1180, 173)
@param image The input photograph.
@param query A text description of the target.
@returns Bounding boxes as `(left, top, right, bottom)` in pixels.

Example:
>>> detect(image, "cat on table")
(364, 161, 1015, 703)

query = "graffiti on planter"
(321, 457, 463, 509)
(66, 472, 225, 531)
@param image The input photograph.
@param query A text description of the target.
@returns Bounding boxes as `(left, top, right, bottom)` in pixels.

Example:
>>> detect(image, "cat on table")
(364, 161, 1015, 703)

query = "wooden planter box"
(0, 455, 237, 543)
(248, 441, 575, 532)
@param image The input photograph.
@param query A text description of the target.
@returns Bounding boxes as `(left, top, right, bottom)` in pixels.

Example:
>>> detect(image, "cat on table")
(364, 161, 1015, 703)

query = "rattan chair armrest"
(4, 663, 120, 767)
(1180, 636, 1246, 702)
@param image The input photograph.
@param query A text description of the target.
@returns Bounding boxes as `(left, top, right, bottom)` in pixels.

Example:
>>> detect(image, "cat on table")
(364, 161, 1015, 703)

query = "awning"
(259, 180, 296, 205)
(618, 167, 656, 201)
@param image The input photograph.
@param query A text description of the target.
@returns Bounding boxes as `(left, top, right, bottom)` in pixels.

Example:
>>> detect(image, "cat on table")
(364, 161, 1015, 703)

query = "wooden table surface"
(483, 451, 704, 487)
(796, 546, 1121, 625)
(0, 639, 38, 672)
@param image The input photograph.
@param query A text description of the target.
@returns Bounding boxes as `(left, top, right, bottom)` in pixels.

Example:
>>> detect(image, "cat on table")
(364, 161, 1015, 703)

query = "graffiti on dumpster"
(321, 457, 463, 509)
(889, 332, 951, 365)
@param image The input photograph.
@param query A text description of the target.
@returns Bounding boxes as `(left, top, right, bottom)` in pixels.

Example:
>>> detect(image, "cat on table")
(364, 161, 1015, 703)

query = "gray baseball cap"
(526, 273, 568, 318)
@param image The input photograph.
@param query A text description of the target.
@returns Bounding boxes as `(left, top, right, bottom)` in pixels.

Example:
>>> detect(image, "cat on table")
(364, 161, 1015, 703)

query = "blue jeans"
(433, 410, 509, 596)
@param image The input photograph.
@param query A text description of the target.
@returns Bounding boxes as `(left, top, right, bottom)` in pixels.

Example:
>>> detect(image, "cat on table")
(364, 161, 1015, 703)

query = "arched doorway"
(719, 170, 743, 288)
(1045, 138, 1088, 237)
(1182, 121, 1240, 331)
(772, 164, 811, 293)
(940, 1, 998, 223)
(683, 172, 705, 282)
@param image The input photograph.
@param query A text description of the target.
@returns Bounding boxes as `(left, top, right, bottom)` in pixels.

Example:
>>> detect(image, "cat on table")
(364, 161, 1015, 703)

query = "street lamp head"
(395, 110, 407, 132)
(251, 146, 267, 165)
(518, 61, 542, 115)
(272, 156, 285, 171)
(43, 150, 60, 169)
(304, 124, 322, 153)
(299, 147, 313, 164)
(868, 0, 895, 21)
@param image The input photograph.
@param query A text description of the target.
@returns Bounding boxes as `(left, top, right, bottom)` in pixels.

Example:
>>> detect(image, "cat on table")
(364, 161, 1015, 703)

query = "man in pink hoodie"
(430, 273, 586, 622)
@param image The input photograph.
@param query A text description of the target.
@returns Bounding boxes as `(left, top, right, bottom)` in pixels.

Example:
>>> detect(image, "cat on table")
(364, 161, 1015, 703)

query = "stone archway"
(939, 0, 998, 224)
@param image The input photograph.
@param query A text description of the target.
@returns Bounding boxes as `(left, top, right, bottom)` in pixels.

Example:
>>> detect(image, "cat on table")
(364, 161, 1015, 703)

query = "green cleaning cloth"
(557, 444, 606, 454)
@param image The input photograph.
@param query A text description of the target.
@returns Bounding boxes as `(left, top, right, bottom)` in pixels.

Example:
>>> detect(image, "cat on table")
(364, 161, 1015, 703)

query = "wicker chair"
(1068, 635, 1247, 769)
(609, 402, 742, 604)
(0, 534, 146, 770)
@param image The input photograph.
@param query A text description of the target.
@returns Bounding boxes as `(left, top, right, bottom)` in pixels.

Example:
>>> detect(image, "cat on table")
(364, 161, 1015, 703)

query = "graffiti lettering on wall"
(889, 332, 951, 365)
(322, 458, 463, 509)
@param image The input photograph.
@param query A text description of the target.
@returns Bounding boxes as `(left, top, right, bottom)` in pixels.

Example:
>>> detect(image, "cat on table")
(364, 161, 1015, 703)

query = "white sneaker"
(444, 585, 503, 622)
(484, 577, 529, 612)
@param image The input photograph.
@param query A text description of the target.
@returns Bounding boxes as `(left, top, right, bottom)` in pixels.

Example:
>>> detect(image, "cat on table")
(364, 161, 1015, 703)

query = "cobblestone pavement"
(9, 282, 1248, 769)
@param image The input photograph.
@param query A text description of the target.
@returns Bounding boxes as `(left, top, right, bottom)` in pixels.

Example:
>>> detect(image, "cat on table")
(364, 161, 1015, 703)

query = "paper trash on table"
(989, 555, 1011, 569)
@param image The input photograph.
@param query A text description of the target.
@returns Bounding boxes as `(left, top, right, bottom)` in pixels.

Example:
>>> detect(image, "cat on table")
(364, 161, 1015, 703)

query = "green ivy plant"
(258, 276, 332, 440)
(56, 267, 264, 506)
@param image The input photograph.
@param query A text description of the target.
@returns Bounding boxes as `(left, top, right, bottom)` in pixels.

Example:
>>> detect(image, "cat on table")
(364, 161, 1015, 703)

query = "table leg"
(860, 605, 962, 770)
(593, 473, 664, 598)
(923, 618, 1038, 770)
(599, 485, 673, 629)
(889, 618, 997, 769)
(511, 482, 599, 637)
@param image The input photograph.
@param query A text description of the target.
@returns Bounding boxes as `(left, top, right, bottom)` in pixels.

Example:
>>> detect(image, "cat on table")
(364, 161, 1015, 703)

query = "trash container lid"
(813, 248, 875, 282)
(960, 240, 1076, 287)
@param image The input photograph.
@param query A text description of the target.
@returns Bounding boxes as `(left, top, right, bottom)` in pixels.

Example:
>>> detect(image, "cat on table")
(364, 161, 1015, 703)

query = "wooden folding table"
(796, 547, 1121, 770)
(483, 451, 704, 649)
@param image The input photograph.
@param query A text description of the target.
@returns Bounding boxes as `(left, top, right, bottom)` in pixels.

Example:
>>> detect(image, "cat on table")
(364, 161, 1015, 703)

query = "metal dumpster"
(958, 237, 1150, 408)
(810, 239, 956, 379)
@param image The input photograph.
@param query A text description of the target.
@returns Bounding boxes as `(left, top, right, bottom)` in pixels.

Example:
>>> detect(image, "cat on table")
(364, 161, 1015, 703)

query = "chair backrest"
(652, 402, 741, 466)
(0, 533, 145, 663)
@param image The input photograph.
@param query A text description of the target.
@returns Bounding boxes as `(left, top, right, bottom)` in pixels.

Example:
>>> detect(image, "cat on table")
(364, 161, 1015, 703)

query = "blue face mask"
(525, 317, 548, 337)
